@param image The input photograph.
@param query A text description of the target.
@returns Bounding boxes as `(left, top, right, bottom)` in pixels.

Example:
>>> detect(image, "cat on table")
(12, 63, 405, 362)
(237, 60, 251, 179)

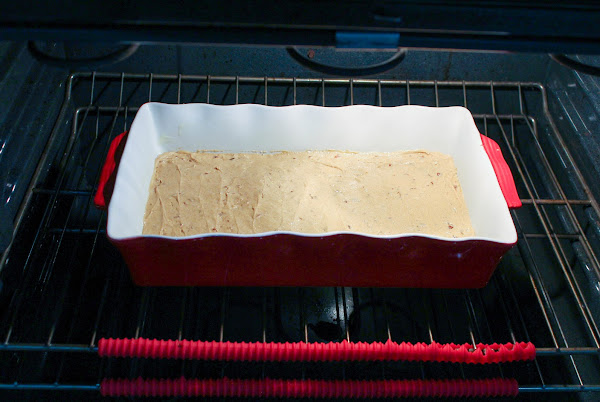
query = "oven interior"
(0, 40, 600, 400)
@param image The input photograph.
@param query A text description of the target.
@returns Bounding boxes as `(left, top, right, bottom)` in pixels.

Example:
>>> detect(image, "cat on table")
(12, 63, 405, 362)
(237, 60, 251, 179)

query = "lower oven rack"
(0, 73, 599, 399)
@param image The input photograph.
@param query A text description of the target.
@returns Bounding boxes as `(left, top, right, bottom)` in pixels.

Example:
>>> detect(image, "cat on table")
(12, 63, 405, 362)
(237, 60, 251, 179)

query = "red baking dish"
(95, 104, 520, 287)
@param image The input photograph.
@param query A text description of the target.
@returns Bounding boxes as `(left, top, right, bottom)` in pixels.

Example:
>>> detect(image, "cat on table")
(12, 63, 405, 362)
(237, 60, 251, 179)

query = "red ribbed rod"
(101, 377, 519, 398)
(98, 338, 535, 364)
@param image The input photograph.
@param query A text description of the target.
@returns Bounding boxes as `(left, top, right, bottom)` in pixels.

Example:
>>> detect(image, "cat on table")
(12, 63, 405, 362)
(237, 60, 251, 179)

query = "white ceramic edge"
(107, 103, 518, 245)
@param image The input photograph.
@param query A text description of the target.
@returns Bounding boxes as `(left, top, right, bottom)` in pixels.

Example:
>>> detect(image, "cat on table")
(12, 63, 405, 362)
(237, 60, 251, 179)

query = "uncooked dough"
(143, 150, 474, 237)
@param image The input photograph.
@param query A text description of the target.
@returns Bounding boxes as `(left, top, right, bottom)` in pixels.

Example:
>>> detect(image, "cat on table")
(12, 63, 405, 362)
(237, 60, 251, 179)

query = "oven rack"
(0, 73, 599, 398)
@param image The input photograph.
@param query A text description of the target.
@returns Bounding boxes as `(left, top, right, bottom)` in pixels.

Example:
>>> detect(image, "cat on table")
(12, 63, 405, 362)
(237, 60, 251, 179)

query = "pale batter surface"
(143, 150, 475, 237)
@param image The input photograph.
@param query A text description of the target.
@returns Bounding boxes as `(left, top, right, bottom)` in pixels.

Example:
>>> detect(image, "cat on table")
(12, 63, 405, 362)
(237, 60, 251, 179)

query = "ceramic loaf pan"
(95, 103, 521, 287)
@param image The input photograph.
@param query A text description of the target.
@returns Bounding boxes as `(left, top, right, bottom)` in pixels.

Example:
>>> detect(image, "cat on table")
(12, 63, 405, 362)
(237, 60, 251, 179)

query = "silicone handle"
(92, 132, 520, 211)
(98, 338, 535, 364)
(94, 131, 128, 210)
(101, 377, 519, 398)
(481, 134, 521, 209)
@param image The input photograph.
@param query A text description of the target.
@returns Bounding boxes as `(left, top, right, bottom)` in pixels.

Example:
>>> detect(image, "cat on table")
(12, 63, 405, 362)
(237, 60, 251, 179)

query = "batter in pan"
(143, 150, 475, 238)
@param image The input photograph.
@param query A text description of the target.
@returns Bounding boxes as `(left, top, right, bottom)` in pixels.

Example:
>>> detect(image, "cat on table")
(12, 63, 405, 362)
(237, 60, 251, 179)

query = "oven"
(1, 2, 600, 400)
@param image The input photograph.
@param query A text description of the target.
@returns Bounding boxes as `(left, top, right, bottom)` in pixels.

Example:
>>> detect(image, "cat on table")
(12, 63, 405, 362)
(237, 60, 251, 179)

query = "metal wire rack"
(0, 72, 600, 398)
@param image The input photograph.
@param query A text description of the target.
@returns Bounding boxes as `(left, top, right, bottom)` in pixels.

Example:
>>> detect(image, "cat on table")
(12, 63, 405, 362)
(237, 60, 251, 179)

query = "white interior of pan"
(107, 103, 517, 244)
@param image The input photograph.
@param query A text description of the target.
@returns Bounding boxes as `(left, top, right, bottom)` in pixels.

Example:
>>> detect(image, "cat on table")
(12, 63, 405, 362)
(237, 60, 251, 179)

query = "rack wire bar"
(27, 188, 595, 206)
(0, 73, 599, 395)
(0, 342, 598, 356)
(0, 384, 100, 391)
(0, 382, 599, 393)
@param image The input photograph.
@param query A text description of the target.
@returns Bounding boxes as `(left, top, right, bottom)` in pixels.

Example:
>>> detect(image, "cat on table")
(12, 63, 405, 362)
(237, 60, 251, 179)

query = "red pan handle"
(94, 131, 128, 210)
(101, 377, 519, 398)
(98, 338, 535, 364)
(93, 132, 520, 211)
(481, 134, 522, 209)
